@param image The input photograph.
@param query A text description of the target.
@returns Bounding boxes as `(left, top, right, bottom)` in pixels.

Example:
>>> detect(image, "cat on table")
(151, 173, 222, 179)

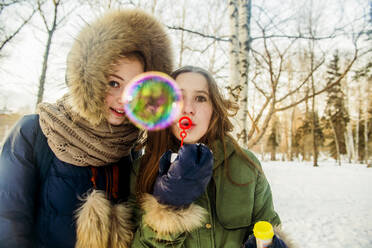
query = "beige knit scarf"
(37, 96, 140, 166)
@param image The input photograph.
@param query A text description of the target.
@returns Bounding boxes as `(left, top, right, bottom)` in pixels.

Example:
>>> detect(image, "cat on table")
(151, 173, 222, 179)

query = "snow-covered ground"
(262, 161, 372, 248)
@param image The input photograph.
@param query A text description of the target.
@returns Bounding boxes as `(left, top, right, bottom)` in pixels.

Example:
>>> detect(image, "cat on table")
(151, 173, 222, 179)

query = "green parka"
(130, 138, 281, 247)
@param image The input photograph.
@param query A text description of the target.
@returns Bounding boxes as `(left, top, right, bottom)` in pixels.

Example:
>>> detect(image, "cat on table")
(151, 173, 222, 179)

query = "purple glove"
(153, 143, 213, 207)
(243, 234, 288, 248)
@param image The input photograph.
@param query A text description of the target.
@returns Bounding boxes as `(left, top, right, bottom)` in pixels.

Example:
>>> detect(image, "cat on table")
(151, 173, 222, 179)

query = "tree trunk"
(355, 107, 360, 162)
(227, 0, 252, 147)
(37, 31, 53, 105)
(363, 85, 369, 164)
(228, 0, 240, 97)
(310, 49, 319, 167)
(303, 89, 309, 161)
(36, 1, 59, 106)
(344, 81, 353, 163)
(346, 120, 359, 161)
(330, 118, 341, 165)
(311, 105, 318, 166)
(283, 117, 289, 161)
(270, 146, 276, 161)
(344, 130, 351, 163)
(237, 0, 252, 145)
(228, 0, 240, 144)
(289, 107, 295, 161)
(364, 112, 368, 164)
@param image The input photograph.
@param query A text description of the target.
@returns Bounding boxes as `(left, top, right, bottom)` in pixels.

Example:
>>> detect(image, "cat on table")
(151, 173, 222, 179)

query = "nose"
(182, 98, 195, 115)
(117, 87, 125, 105)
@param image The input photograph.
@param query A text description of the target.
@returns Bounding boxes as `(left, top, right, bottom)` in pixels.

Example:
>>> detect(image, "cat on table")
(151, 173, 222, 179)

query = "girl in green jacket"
(130, 66, 292, 247)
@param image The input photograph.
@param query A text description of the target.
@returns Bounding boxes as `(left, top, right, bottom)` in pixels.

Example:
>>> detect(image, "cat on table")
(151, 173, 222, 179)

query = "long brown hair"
(136, 66, 261, 196)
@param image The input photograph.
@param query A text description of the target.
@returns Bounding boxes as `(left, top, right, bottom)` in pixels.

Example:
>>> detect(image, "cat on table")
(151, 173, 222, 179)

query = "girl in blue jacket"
(0, 9, 173, 248)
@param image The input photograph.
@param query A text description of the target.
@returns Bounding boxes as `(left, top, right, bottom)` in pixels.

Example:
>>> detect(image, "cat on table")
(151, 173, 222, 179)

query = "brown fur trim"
(75, 190, 111, 248)
(66, 9, 173, 125)
(75, 190, 135, 248)
(274, 225, 299, 248)
(141, 193, 207, 237)
(109, 203, 134, 248)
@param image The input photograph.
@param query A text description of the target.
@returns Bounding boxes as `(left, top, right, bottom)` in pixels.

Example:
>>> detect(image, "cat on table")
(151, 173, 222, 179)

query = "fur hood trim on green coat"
(66, 9, 173, 125)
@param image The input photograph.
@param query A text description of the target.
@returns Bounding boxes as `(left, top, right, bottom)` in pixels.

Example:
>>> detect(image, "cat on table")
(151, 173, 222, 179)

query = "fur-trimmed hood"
(66, 9, 173, 125)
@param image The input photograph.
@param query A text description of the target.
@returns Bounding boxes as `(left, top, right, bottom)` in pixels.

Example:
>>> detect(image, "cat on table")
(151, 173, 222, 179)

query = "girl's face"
(171, 72, 213, 144)
(105, 58, 144, 126)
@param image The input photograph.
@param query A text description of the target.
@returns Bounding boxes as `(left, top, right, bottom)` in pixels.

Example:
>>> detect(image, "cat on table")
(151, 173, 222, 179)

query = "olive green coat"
(130, 139, 281, 247)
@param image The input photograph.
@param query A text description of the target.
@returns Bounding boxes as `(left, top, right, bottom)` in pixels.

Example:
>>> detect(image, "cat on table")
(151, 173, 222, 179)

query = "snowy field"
(262, 161, 372, 248)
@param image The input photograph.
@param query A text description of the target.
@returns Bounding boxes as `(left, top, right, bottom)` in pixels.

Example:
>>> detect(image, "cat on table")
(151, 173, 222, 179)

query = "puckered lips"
(110, 107, 125, 117)
(180, 119, 196, 129)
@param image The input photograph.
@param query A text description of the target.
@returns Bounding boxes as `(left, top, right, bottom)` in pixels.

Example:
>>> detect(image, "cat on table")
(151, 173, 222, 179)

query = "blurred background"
(0, 0, 371, 166)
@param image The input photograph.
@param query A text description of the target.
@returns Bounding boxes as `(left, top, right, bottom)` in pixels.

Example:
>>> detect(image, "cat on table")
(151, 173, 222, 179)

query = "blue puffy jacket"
(0, 115, 134, 247)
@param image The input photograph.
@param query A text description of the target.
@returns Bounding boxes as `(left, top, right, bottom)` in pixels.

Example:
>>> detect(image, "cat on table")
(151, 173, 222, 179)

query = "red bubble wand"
(179, 116, 192, 147)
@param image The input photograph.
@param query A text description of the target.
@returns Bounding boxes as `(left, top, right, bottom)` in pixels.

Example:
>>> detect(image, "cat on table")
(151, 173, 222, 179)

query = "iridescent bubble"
(122, 71, 183, 130)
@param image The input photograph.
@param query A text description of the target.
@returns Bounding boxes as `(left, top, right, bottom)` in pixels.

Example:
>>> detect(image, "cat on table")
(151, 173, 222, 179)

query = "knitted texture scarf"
(37, 96, 140, 167)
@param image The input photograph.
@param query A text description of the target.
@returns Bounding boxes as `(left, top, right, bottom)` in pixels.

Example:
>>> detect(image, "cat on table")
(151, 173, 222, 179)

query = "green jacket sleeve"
(252, 171, 281, 226)
(242, 149, 281, 227)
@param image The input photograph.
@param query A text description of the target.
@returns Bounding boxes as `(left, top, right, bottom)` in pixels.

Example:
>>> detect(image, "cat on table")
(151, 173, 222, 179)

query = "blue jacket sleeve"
(0, 115, 39, 247)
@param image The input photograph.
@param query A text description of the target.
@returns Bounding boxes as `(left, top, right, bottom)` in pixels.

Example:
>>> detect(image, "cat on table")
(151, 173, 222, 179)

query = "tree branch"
(0, 8, 36, 51)
(276, 58, 325, 103)
(276, 48, 359, 112)
(247, 95, 271, 139)
(37, 0, 49, 31)
(166, 25, 230, 42)
(251, 77, 270, 99)
(248, 98, 276, 148)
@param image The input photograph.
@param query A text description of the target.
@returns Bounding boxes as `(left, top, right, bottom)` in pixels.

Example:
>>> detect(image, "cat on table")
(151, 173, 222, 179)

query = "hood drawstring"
(91, 167, 98, 189)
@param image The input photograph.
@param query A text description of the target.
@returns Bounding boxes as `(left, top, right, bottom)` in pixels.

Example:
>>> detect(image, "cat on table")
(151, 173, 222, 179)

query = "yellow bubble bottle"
(253, 221, 274, 248)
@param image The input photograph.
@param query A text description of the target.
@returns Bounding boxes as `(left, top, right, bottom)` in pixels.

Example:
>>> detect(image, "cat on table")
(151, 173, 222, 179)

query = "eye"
(108, 80, 120, 88)
(196, 95, 207, 102)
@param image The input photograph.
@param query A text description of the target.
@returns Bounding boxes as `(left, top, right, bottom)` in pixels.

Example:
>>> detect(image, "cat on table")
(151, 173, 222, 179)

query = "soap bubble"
(122, 71, 182, 130)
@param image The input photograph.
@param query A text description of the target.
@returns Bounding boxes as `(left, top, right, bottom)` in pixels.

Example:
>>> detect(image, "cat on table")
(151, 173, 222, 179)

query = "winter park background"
(1, 1, 371, 247)
(262, 160, 372, 248)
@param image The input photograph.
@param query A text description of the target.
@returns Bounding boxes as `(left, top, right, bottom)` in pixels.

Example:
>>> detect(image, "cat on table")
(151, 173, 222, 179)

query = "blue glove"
(243, 234, 288, 248)
(153, 143, 213, 207)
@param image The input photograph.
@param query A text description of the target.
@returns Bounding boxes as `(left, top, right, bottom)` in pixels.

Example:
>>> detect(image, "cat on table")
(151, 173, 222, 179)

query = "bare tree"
(354, 59, 372, 165)
(78, 0, 136, 11)
(164, 0, 229, 75)
(224, 0, 367, 150)
(177, 4, 186, 68)
(36, 0, 75, 105)
(267, 114, 280, 160)
(364, 86, 371, 164)
(228, 0, 239, 94)
(226, 0, 252, 145)
(306, 0, 322, 167)
(247, 31, 363, 150)
(0, 1, 37, 56)
(237, 0, 252, 144)
(345, 80, 357, 163)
